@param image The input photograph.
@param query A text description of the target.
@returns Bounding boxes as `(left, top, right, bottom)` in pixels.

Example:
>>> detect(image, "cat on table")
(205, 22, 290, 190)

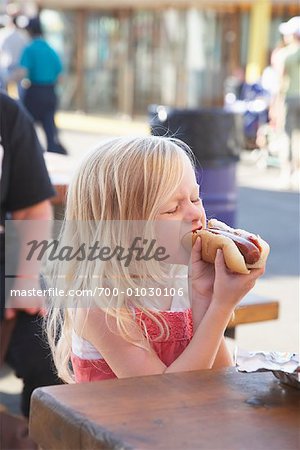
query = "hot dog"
(183, 219, 270, 274)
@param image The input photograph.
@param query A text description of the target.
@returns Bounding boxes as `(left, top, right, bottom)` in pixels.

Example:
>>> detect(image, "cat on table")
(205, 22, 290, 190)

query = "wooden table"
(30, 368, 299, 450)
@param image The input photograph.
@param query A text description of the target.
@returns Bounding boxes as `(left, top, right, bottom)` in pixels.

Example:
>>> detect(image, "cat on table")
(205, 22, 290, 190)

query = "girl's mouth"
(192, 226, 203, 233)
(181, 226, 203, 243)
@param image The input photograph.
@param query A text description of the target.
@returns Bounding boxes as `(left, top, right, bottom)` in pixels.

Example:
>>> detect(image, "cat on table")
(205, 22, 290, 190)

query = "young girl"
(46, 136, 264, 383)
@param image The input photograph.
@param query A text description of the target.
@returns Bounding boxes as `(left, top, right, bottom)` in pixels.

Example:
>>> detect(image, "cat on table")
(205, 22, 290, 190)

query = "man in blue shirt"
(19, 17, 67, 154)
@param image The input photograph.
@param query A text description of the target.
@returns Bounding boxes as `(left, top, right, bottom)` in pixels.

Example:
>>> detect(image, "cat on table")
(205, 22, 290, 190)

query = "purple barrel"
(196, 163, 237, 227)
(149, 105, 243, 227)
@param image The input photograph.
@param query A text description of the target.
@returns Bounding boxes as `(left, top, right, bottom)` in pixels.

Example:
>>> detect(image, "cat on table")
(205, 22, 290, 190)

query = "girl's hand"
(212, 249, 265, 309)
(188, 237, 215, 302)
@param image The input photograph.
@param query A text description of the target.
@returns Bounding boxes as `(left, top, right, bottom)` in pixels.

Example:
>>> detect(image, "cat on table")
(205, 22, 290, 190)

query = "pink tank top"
(71, 308, 193, 382)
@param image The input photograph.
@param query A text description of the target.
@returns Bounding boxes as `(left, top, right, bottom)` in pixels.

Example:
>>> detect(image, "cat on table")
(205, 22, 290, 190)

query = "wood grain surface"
(30, 368, 299, 450)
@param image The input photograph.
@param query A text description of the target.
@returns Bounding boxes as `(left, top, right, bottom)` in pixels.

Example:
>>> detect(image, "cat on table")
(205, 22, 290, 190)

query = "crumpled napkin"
(235, 348, 299, 374)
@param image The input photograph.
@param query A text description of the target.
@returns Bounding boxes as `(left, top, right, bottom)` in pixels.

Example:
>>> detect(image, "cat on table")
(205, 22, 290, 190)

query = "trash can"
(149, 105, 244, 227)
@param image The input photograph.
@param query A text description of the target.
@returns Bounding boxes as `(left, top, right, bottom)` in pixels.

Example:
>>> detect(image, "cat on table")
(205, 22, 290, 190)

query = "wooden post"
(118, 10, 134, 117)
(75, 9, 85, 111)
(246, 0, 272, 83)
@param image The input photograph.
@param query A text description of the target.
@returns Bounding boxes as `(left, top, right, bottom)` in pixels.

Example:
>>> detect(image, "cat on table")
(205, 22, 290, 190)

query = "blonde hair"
(46, 136, 195, 382)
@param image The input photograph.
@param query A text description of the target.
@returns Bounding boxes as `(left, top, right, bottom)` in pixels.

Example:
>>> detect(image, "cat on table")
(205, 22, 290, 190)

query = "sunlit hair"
(46, 136, 195, 382)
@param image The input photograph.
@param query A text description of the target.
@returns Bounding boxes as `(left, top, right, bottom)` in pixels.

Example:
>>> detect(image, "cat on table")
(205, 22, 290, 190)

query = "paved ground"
(1, 113, 299, 415)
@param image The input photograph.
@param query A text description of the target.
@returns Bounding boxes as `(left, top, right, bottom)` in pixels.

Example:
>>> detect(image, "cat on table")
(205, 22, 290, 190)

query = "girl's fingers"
(214, 249, 225, 271)
(247, 266, 265, 280)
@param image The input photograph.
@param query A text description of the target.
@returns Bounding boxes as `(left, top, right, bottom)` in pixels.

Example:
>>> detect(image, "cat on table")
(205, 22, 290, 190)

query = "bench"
(226, 292, 279, 338)
(43, 153, 75, 217)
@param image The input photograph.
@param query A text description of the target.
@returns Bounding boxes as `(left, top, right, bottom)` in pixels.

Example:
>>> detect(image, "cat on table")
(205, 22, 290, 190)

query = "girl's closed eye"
(192, 197, 201, 204)
(165, 206, 178, 214)
(164, 198, 201, 214)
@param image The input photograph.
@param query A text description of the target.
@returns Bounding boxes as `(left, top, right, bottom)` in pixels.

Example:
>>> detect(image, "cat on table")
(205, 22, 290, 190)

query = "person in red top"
(45, 136, 265, 383)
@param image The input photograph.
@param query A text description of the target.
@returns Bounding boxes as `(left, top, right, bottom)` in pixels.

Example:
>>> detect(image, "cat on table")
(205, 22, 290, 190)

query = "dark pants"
(22, 84, 67, 155)
(4, 312, 62, 417)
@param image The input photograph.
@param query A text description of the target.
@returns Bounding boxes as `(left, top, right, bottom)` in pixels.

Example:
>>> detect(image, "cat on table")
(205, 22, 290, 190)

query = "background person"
(0, 4, 28, 97)
(279, 16, 300, 186)
(0, 91, 62, 449)
(18, 16, 67, 155)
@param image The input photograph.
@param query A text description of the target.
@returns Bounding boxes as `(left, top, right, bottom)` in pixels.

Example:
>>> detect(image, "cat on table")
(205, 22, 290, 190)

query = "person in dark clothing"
(0, 91, 62, 448)
(18, 16, 67, 155)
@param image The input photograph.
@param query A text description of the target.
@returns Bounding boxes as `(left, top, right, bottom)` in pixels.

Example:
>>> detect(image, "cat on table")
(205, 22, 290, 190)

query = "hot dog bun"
(183, 219, 270, 274)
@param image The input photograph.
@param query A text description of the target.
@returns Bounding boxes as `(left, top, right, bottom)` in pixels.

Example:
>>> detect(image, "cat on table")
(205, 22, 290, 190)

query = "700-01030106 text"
(95, 287, 184, 297)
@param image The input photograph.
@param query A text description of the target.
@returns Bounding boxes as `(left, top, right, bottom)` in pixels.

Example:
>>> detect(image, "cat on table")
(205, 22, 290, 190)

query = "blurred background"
(0, 0, 298, 115)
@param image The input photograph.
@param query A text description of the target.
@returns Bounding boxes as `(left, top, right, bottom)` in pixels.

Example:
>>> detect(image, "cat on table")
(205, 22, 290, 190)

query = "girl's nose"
(184, 201, 205, 223)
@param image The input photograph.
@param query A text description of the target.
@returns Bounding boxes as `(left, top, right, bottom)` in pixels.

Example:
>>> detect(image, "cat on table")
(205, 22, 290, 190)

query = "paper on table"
(235, 348, 299, 374)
